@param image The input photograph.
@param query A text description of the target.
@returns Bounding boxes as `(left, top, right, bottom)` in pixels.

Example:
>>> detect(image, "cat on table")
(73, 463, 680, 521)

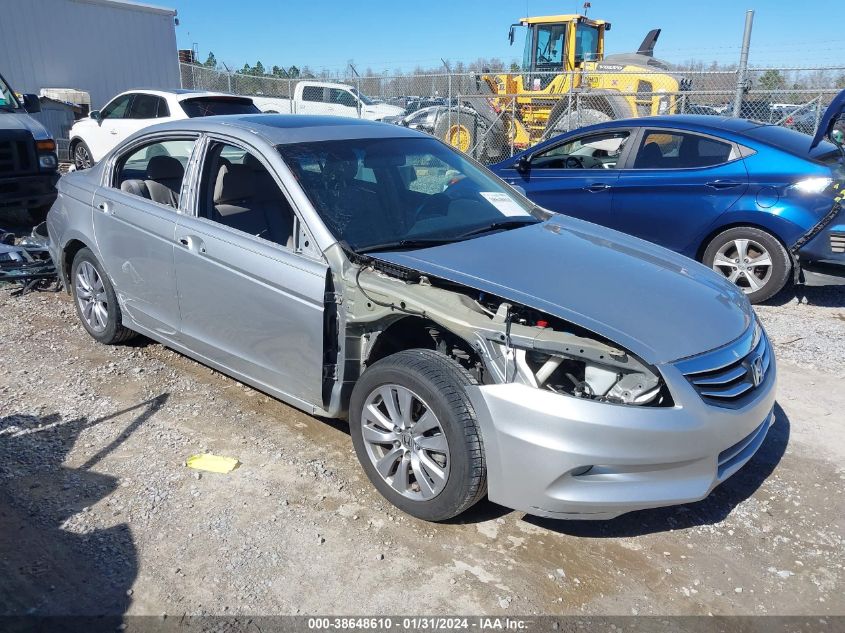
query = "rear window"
(179, 97, 260, 118)
(743, 123, 842, 165)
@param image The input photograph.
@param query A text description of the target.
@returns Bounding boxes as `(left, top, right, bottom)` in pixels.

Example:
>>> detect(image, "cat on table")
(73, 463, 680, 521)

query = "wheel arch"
(61, 238, 92, 291)
(694, 218, 799, 263)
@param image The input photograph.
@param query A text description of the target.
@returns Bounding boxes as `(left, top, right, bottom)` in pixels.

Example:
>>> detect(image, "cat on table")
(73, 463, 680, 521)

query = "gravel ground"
(1, 280, 843, 618)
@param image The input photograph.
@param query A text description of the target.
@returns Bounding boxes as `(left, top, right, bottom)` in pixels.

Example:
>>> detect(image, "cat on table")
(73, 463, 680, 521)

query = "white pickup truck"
(251, 81, 404, 121)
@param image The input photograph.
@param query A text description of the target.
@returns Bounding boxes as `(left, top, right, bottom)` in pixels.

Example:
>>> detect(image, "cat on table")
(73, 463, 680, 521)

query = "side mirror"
(514, 154, 532, 173)
(22, 94, 41, 113)
(508, 25, 515, 45)
(89, 110, 101, 122)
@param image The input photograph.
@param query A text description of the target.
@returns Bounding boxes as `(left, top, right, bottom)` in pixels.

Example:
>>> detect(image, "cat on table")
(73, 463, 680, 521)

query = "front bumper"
(0, 172, 59, 211)
(466, 348, 777, 520)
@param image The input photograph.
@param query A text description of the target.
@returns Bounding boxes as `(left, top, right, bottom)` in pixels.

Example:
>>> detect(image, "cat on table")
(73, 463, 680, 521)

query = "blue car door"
(497, 129, 633, 226)
(609, 128, 749, 255)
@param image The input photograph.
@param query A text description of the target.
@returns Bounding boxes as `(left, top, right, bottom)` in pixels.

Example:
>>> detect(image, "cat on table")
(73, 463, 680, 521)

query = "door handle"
(705, 180, 742, 189)
(109, 129, 118, 135)
(584, 183, 611, 192)
(178, 236, 206, 254)
(96, 201, 111, 214)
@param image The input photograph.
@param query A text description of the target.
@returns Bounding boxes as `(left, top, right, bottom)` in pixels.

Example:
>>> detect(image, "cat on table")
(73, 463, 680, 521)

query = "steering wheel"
(565, 156, 585, 169)
(414, 192, 450, 221)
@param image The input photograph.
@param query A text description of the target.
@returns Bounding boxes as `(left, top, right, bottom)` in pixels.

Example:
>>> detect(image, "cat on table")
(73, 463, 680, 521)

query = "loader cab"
(509, 14, 609, 86)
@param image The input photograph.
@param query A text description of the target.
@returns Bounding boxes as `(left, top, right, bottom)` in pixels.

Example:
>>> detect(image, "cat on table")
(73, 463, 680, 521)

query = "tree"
(253, 61, 265, 76)
(509, 61, 521, 72)
(757, 69, 785, 90)
(203, 52, 217, 69)
(288, 65, 300, 78)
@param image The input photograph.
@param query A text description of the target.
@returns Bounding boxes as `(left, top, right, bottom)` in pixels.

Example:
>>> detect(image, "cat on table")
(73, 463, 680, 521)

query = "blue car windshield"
(278, 137, 540, 252)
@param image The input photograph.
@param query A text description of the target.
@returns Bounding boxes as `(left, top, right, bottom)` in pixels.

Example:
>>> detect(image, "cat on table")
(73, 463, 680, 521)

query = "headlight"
(790, 177, 832, 194)
(38, 153, 58, 170)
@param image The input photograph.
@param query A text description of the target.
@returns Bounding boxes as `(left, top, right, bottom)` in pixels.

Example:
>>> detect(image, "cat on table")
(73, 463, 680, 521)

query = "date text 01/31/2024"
(307, 617, 530, 630)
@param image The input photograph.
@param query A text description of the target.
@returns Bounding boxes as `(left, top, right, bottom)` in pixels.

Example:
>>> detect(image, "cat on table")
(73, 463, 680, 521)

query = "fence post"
(732, 10, 754, 117)
(227, 69, 232, 94)
(447, 74, 452, 138)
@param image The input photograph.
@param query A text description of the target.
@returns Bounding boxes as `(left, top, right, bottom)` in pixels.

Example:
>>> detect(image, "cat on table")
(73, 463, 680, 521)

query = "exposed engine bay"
(335, 255, 671, 408)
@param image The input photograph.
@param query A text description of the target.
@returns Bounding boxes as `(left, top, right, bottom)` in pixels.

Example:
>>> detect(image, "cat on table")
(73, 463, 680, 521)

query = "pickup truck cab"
(252, 81, 404, 121)
(0, 72, 59, 223)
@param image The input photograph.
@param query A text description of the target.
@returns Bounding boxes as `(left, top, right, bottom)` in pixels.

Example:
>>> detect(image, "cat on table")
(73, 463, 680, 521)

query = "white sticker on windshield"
(479, 192, 529, 217)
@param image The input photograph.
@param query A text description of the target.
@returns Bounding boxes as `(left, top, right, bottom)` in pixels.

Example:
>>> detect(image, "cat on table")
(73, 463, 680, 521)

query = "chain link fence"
(181, 63, 844, 164)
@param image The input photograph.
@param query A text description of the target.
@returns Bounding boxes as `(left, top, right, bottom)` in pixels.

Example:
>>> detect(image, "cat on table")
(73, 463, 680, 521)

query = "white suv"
(69, 89, 258, 169)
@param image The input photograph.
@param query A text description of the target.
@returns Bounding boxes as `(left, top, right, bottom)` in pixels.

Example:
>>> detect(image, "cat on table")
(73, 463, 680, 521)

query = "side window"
(634, 131, 734, 169)
(115, 139, 196, 209)
(301, 86, 323, 102)
(101, 94, 133, 119)
(157, 97, 170, 118)
(330, 88, 358, 108)
(199, 142, 297, 248)
(128, 94, 159, 119)
(532, 131, 630, 169)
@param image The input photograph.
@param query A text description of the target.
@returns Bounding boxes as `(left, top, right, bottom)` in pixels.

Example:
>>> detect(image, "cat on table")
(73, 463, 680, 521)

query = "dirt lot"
(1, 282, 844, 617)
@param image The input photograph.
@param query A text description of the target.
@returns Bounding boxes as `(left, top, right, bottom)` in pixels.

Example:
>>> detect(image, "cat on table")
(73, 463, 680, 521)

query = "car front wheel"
(349, 349, 487, 521)
(72, 140, 94, 170)
(70, 248, 136, 344)
(702, 226, 791, 303)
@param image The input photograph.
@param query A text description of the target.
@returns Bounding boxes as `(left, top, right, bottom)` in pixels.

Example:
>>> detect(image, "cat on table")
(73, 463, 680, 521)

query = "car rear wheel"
(70, 248, 136, 344)
(349, 349, 486, 521)
(72, 140, 93, 170)
(702, 226, 791, 303)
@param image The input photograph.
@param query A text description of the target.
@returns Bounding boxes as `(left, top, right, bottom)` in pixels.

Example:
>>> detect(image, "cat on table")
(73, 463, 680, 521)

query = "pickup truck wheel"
(702, 226, 791, 303)
(349, 349, 486, 521)
(70, 248, 136, 344)
(72, 140, 93, 170)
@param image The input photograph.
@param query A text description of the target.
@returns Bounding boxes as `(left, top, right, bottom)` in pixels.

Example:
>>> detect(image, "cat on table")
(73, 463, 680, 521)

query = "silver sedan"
(47, 114, 777, 521)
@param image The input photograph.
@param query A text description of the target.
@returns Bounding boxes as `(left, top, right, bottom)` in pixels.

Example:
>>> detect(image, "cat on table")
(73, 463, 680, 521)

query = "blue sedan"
(491, 96, 845, 303)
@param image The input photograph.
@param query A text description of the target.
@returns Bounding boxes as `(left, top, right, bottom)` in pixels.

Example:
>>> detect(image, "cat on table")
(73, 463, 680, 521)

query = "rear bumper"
(466, 356, 777, 520)
(0, 172, 59, 211)
(795, 202, 845, 285)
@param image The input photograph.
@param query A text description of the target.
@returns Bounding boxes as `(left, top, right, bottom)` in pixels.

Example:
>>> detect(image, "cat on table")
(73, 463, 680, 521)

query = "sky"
(170, 0, 844, 74)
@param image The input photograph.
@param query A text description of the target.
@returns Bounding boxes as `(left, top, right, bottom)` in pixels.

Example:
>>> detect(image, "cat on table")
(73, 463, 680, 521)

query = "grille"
(831, 233, 845, 254)
(676, 325, 771, 406)
(0, 139, 33, 174)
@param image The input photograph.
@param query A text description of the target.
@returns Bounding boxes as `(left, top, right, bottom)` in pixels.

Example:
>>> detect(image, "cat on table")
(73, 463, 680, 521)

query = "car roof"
(134, 114, 426, 144)
(588, 114, 767, 134)
(111, 88, 244, 100)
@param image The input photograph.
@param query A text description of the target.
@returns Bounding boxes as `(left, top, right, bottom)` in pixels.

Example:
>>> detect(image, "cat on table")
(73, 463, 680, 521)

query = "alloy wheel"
(360, 384, 450, 501)
(75, 261, 109, 332)
(74, 144, 92, 170)
(711, 238, 773, 294)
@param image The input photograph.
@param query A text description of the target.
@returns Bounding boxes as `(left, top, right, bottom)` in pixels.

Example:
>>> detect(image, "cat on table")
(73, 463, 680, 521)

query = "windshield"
(180, 97, 259, 117)
(534, 24, 567, 69)
(0, 74, 21, 111)
(278, 136, 540, 252)
(350, 88, 375, 106)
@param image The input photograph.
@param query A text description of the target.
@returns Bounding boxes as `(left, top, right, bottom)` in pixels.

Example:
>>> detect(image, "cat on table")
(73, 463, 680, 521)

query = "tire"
(70, 248, 136, 344)
(549, 108, 612, 134)
(702, 226, 791, 304)
(349, 349, 486, 521)
(72, 140, 94, 171)
(27, 203, 52, 225)
(434, 111, 494, 163)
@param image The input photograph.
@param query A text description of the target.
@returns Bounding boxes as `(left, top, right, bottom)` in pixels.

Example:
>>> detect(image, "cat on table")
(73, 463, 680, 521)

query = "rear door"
(498, 129, 632, 226)
(610, 128, 749, 254)
(125, 93, 168, 137)
(173, 137, 329, 407)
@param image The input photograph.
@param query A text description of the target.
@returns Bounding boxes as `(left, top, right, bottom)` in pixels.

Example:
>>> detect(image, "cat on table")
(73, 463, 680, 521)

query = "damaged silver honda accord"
(47, 115, 776, 521)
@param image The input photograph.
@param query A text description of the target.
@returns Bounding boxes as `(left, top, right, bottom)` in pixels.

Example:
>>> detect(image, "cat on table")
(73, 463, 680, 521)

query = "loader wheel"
(549, 108, 612, 134)
(435, 112, 493, 162)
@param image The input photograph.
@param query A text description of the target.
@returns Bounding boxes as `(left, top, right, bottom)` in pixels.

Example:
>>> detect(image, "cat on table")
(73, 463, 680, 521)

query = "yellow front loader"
(436, 14, 687, 161)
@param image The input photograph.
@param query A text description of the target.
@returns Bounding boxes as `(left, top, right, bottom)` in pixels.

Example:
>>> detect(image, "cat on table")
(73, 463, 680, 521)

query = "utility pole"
(732, 10, 754, 117)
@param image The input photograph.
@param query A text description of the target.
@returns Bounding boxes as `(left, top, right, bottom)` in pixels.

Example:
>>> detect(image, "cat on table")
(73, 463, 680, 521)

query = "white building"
(0, 0, 180, 110)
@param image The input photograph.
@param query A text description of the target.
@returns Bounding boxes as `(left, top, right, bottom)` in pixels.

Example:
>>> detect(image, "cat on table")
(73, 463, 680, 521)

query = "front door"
(92, 136, 198, 336)
(610, 128, 749, 255)
(88, 93, 135, 161)
(498, 129, 631, 226)
(173, 138, 329, 407)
